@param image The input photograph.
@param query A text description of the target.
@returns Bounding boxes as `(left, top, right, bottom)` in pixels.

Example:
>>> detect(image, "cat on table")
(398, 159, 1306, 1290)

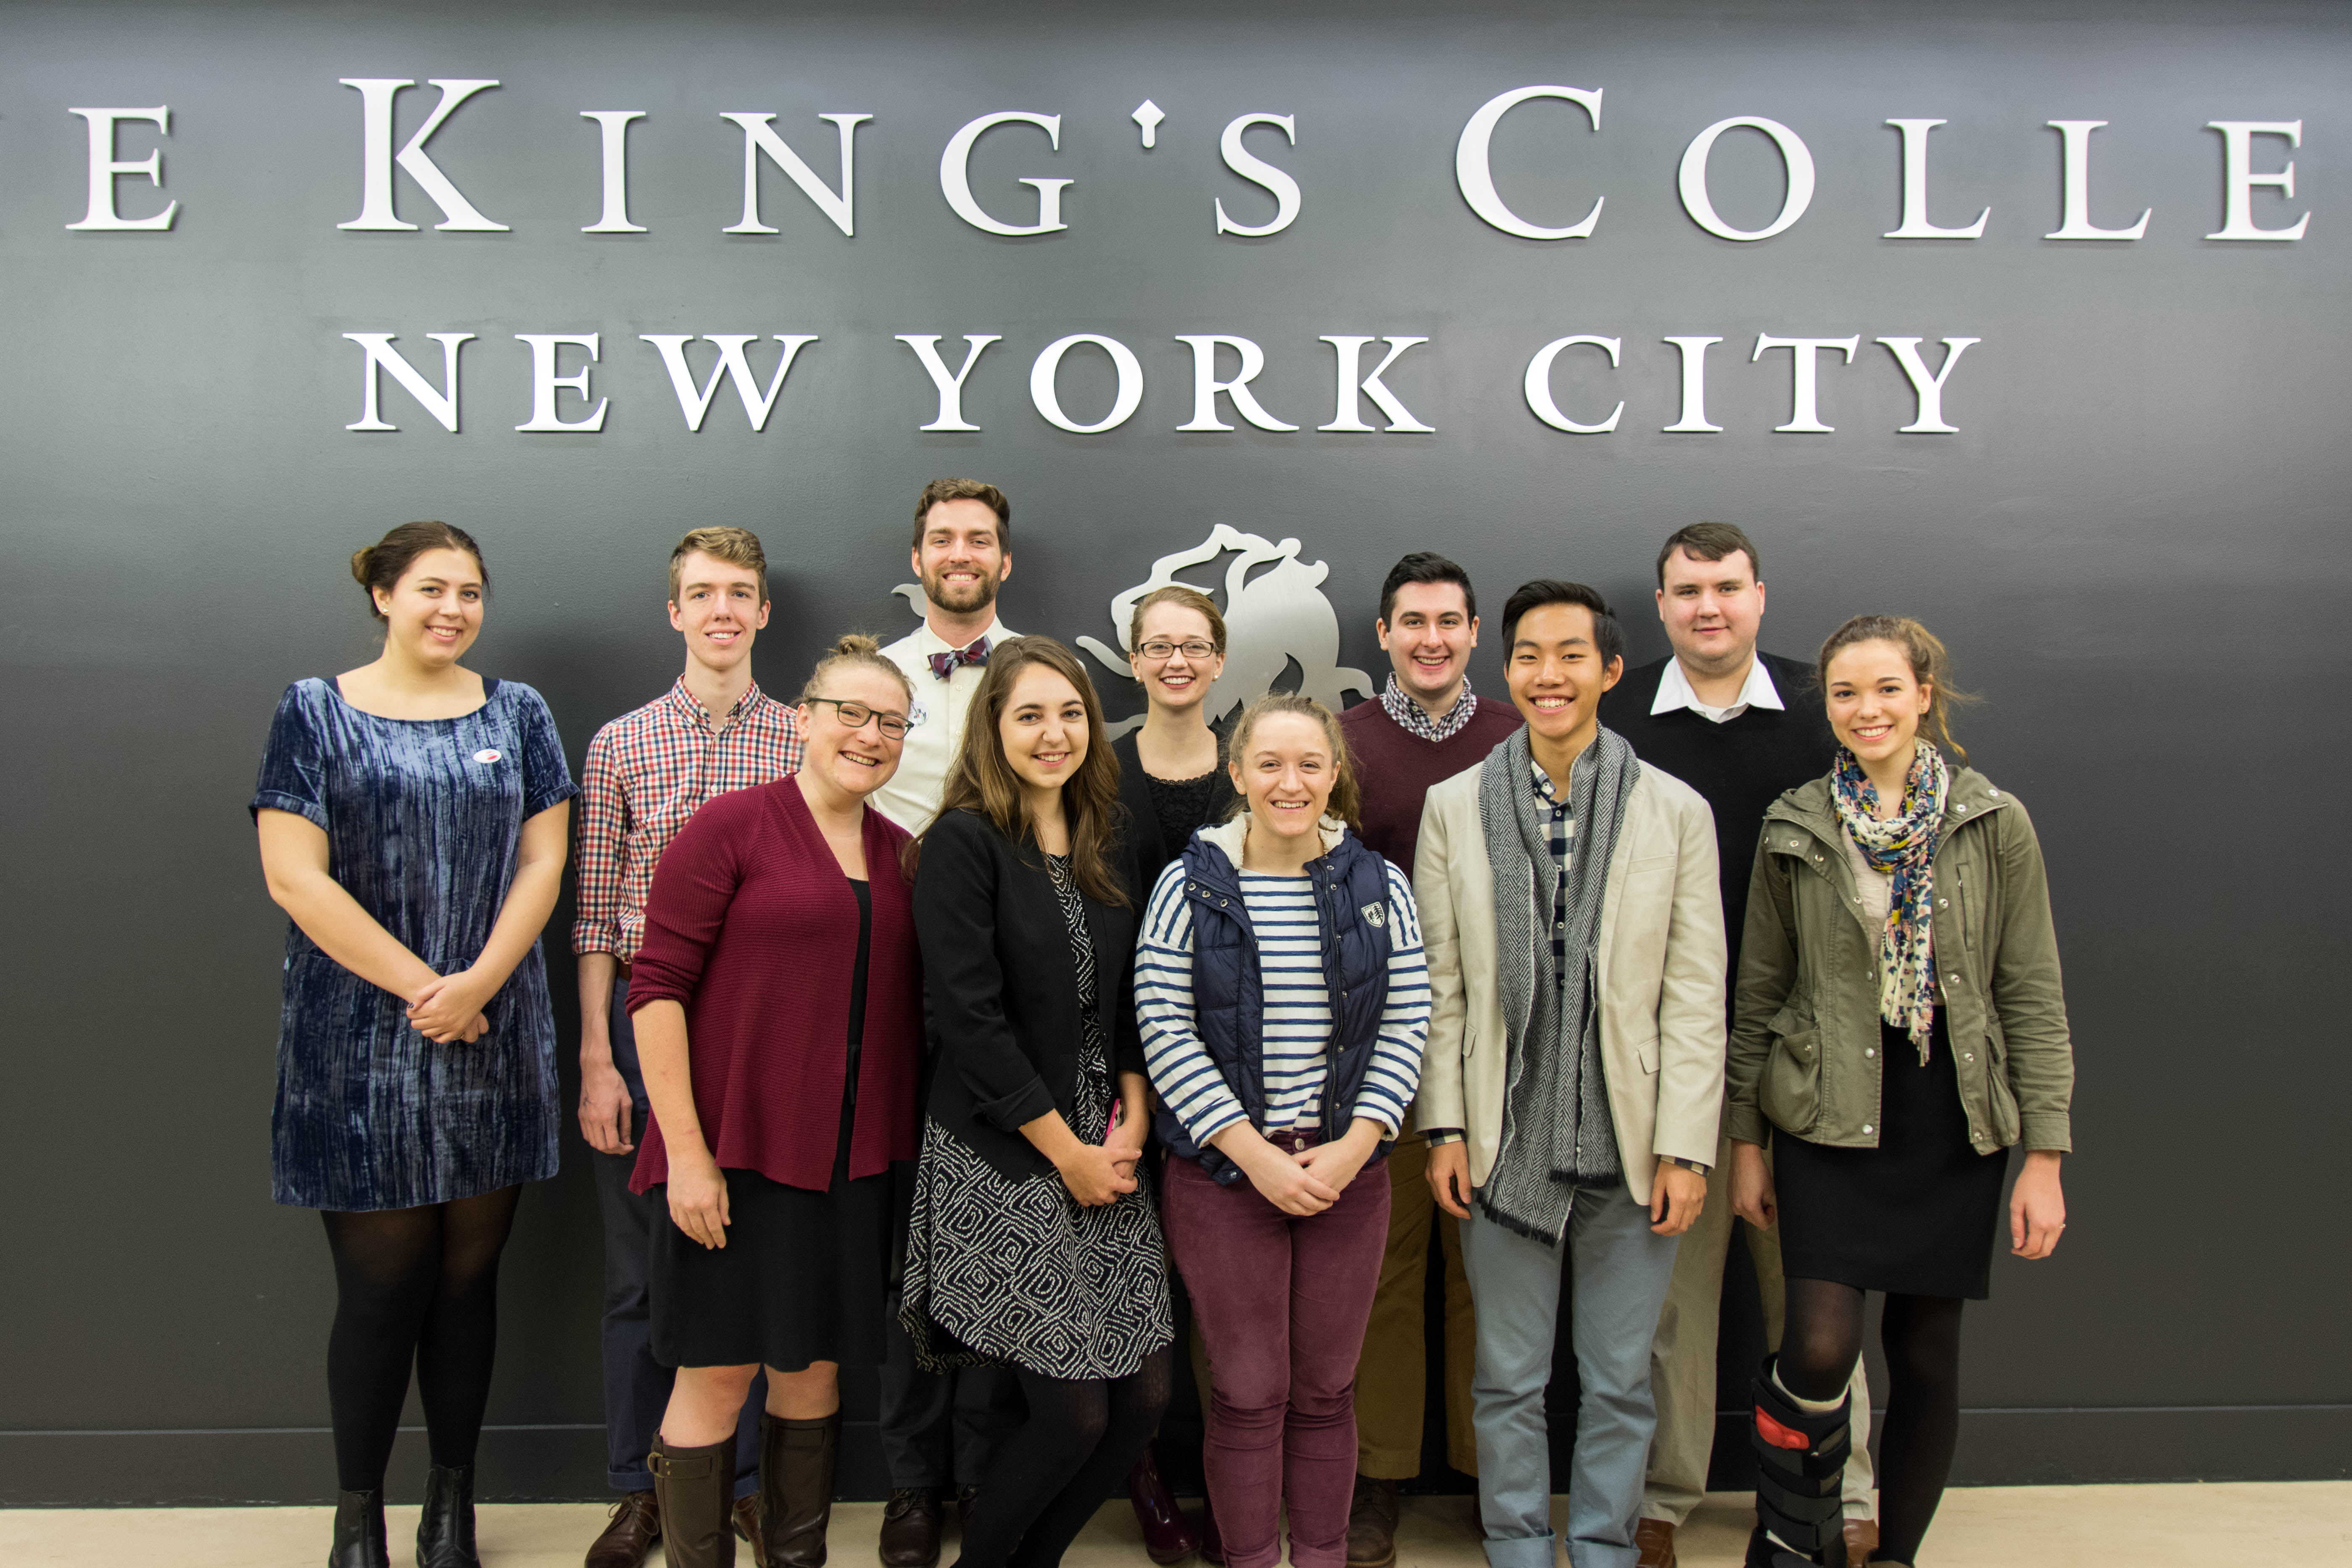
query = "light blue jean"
(1460, 1182, 1681, 1568)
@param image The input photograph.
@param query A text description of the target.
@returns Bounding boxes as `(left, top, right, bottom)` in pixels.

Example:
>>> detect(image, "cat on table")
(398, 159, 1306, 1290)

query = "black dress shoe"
(878, 1487, 942, 1568)
(955, 1485, 979, 1528)
(416, 1463, 481, 1568)
(330, 1488, 390, 1568)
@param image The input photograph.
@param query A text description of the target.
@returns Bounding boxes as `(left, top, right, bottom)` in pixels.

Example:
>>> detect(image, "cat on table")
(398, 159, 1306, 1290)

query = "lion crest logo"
(894, 524, 1372, 736)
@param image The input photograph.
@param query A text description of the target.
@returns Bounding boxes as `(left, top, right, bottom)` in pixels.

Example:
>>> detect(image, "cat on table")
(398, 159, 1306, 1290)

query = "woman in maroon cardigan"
(626, 635, 924, 1568)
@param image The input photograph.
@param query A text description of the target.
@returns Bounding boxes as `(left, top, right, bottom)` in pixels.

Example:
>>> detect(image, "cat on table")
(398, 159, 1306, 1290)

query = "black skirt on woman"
(651, 881, 894, 1370)
(1774, 1012, 2012, 1301)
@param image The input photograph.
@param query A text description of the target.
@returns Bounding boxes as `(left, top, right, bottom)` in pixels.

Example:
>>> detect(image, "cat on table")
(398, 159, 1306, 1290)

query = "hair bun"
(349, 547, 377, 586)
(832, 632, 882, 657)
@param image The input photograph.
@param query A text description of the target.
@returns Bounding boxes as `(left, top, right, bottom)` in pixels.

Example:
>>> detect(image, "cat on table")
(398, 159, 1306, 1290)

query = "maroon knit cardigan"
(627, 780, 921, 1193)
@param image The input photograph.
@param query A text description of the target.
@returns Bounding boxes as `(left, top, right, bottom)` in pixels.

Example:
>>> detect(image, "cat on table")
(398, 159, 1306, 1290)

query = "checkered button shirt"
(572, 677, 803, 963)
(1529, 755, 1576, 988)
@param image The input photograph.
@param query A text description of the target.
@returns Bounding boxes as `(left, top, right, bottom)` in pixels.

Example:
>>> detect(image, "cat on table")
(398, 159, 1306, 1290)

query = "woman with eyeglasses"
(624, 635, 927, 1568)
(1115, 585, 1237, 884)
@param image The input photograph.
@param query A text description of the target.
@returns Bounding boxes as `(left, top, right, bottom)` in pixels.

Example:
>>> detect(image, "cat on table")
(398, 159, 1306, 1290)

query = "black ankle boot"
(329, 1488, 389, 1568)
(1744, 1358, 1850, 1568)
(417, 1463, 481, 1568)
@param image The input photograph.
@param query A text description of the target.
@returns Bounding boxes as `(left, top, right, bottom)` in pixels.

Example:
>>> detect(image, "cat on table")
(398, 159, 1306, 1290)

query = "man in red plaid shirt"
(573, 527, 804, 1568)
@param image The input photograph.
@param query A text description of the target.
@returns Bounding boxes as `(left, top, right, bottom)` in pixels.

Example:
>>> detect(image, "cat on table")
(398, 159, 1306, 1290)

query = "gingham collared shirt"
(1379, 673, 1481, 743)
(1530, 755, 1576, 988)
(572, 677, 803, 963)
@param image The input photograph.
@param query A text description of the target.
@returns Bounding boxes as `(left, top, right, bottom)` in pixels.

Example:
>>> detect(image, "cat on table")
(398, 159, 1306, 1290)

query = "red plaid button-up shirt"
(572, 677, 804, 963)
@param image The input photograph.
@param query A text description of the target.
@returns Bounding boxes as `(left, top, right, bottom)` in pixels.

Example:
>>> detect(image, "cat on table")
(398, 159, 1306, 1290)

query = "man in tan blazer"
(1417, 580, 1726, 1568)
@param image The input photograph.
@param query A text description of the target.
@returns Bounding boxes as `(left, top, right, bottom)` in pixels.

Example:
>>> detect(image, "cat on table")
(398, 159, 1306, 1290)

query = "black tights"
(319, 1186, 522, 1493)
(1778, 1278, 1964, 1565)
(955, 1350, 1172, 1568)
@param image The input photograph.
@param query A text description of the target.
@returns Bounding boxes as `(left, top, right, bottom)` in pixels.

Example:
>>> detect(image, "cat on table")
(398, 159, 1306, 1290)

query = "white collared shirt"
(1651, 653, 1785, 725)
(873, 616, 1018, 835)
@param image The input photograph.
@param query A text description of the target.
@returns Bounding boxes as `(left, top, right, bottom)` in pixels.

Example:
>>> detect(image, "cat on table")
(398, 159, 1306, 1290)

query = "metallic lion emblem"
(893, 523, 1372, 735)
(1076, 525, 1373, 735)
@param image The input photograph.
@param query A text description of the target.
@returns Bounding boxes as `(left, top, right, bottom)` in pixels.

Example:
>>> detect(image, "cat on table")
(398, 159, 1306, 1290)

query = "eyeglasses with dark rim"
(805, 697, 917, 740)
(1135, 639, 1220, 661)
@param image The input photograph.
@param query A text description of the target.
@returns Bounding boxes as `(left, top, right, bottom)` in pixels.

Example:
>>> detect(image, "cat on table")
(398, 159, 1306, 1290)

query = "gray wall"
(2, 0, 2346, 1505)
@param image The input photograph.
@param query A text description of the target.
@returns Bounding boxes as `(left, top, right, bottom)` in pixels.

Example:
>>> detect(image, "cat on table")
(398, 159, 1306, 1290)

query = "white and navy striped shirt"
(1136, 835, 1430, 1149)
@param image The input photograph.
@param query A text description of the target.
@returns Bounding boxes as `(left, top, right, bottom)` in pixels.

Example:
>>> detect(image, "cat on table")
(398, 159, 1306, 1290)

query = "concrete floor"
(3, 1485, 2347, 1566)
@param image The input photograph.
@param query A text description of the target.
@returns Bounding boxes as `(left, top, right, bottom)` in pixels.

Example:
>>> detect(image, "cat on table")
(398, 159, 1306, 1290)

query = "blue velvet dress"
(252, 677, 578, 1211)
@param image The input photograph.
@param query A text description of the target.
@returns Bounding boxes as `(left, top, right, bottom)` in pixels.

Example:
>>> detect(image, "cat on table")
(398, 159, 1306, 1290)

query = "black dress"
(651, 880, 894, 1369)
(1773, 1011, 2013, 1300)
(1113, 728, 1236, 887)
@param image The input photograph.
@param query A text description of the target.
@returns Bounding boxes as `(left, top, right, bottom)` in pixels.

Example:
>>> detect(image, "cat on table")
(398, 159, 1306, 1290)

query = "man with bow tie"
(873, 479, 1022, 838)
(871, 477, 1027, 1566)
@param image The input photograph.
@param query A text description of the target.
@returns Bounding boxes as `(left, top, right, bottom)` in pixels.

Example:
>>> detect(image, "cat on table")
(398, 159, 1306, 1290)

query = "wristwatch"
(1658, 1155, 1712, 1176)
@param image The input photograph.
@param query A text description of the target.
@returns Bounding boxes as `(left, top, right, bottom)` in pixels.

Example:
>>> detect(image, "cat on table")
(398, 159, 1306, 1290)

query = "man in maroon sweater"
(1337, 553, 1521, 1567)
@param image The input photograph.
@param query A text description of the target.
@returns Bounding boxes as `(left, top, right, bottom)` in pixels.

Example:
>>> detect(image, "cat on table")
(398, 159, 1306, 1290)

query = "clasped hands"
(407, 968, 493, 1044)
(1055, 1123, 1148, 1207)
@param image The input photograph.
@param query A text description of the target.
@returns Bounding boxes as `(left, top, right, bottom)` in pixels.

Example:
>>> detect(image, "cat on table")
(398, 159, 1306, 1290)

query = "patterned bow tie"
(928, 637, 991, 680)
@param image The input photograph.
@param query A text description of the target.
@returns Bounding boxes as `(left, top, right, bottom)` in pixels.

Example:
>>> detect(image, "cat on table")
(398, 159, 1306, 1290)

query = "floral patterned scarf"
(1830, 740, 1948, 1059)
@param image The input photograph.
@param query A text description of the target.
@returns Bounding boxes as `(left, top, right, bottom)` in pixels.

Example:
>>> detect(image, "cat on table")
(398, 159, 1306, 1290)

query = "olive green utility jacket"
(1726, 765, 2073, 1156)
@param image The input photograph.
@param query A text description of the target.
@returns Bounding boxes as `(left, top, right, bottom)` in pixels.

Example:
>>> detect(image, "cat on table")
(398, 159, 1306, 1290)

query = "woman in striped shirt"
(1136, 693, 1431, 1568)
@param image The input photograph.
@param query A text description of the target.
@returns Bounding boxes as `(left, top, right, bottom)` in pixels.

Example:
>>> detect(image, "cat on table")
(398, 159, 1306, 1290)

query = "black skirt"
(1775, 1015, 2012, 1300)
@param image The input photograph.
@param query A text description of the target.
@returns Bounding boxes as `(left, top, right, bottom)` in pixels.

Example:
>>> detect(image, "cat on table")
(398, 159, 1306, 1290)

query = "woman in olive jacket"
(1726, 616, 2071, 1568)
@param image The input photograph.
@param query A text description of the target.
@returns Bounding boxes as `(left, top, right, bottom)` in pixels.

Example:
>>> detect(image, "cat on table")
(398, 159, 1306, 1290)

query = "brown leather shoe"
(1633, 1517, 1676, 1568)
(734, 1495, 765, 1567)
(878, 1489, 941, 1568)
(649, 1435, 737, 1568)
(587, 1491, 662, 1568)
(1842, 1518, 1877, 1565)
(1129, 1443, 1200, 1564)
(955, 1485, 979, 1528)
(1344, 1476, 1399, 1568)
(760, 1412, 840, 1568)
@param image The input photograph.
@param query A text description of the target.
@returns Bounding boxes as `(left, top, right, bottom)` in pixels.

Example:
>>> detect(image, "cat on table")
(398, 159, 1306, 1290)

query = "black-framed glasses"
(1136, 639, 1219, 661)
(806, 697, 916, 740)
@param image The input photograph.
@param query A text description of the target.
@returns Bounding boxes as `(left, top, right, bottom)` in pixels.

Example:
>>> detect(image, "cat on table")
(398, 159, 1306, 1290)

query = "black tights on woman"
(955, 1350, 1172, 1568)
(319, 1186, 522, 1492)
(1778, 1278, 1964, 1565)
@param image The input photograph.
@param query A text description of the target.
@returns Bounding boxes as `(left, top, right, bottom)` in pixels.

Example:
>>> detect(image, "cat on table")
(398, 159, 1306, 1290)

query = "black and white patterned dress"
(900, 854, 1172, 1379)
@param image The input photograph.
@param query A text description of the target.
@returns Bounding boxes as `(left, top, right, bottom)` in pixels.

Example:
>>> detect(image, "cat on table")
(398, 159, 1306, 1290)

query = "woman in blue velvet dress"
(253, 522, 575, 1568)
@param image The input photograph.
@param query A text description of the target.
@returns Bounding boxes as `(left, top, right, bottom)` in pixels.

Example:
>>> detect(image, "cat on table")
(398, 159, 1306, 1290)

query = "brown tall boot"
(759, 1411, 840, 1568)
(650, 1434, 738, 1568)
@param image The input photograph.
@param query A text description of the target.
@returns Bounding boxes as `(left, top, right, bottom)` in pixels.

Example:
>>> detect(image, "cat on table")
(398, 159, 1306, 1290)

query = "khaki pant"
(1354, 1130, 1479, 1478)
(1641, 1132, 1875, 1526)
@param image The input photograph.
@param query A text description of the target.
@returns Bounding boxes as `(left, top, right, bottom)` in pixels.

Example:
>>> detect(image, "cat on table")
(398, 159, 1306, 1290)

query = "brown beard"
(923, 563, 999, 615)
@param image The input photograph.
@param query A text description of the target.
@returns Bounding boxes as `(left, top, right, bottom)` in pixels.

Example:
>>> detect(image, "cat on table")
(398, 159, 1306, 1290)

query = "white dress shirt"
(1651, 652, 1785, 725)
(873, 617, 1018, 835)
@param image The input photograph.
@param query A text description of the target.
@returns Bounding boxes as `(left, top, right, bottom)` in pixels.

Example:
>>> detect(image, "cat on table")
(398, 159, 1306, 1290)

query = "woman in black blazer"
(900, 636, 1173, 1568)
(1112, 585, 1237, 886)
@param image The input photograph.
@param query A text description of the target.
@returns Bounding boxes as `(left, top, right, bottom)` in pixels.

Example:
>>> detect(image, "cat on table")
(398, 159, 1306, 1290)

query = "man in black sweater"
(1598, 524, 1875, 1568)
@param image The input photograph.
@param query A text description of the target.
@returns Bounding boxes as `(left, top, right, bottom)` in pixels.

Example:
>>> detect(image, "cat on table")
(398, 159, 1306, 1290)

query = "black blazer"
(912, 806, 1145, 1183)
(1113, 726, 1238, 892)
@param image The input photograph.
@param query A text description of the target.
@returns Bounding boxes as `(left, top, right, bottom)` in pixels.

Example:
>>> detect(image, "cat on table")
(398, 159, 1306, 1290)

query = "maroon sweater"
(1339, 694, 1524, 878)
(627, 780, 922, 1193)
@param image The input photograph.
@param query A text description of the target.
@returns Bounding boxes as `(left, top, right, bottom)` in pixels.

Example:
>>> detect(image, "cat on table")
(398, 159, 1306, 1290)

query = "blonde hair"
(921, 637, 1129, 905)
(798, 632, 912, 707)
(1126, 585, 1228, 658)
(1224, 693, 1363, 834)
(668, 527, 768, 603)
(1816, 614, 1979, 761)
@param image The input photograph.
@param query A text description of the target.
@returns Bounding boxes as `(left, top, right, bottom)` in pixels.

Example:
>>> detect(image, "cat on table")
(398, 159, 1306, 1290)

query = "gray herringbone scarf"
(1476, 724, 1638, 1246)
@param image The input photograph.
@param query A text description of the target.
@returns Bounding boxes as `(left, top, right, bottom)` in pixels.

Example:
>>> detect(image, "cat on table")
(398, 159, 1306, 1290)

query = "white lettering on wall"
(1524, 336, 1623, 433)
(1752, 334, 1859, 432)
(581, 111, 646, 233)
(896, 335, 1002, 431)
(1216, 114, 1301, 237)
(1031, 335, 1143, 432)
(1318, 337, 1434, 432)
(337, 79, 508, 232)
(1661, 336, 1724, 433)
(64, 107, 177, 231)
(2044, 121, 2150, 240)
(343, 332, 472, 432)
(641, 335, 818, 430)
(2207, 121, 2307, 240)
(1680, 116, 1816, 241)
(1878, 336, 1979, 433)
(1884, 119, 1988, 239)
(1174, 336, 1297, 431)
(941, 113, 1070, 235)
(514, 333, 607, 431)
(1454, 85, 1604, 240)
(721, 113, 870, 236)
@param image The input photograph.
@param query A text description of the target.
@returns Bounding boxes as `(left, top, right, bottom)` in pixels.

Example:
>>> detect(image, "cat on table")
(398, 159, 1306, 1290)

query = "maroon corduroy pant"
(1162, 1140, 1393, 1568)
